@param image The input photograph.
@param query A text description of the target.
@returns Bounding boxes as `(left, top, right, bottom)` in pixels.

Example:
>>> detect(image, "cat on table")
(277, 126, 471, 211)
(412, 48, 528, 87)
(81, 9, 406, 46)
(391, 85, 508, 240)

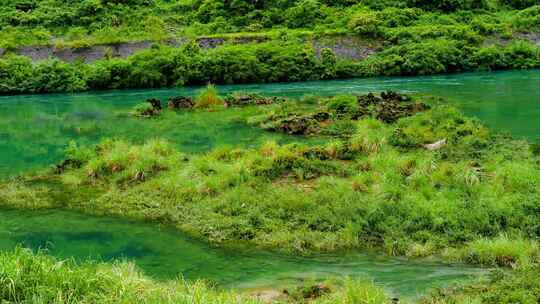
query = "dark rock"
(312, 111, 331, 121)
(146, 98, 162, 111)
(17, 45, 54, 61)
(313, 36, 378, 60)
(224, 93, 284, 107)
(112, 41, 152, 58)
(197, 38, 226, 49)
(168, 96, 194, 109)
(268, 112, 327, 135)
(54, 46, 108, 63)
(299, 283, 331, 299)
(357, 91, 429, 123)
(54, 158, 82, 174)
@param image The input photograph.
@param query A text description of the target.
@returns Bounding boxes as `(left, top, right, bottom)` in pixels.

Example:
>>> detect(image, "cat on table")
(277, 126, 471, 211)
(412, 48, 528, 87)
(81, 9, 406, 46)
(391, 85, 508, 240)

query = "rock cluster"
(168, 96, 194, 109)
(357, 91, 429, 123)
(224, 93, 285, 107)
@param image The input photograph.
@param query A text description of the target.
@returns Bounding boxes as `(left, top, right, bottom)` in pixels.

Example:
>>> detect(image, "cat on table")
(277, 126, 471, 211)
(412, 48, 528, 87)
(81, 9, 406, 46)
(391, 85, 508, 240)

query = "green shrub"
(30, 60, 87, 93)
(501, 0, 540, 9)
(407, 0, 488, 11)
(389, 106, 489, 151)
(324, 95, 359, 115)
(0, 55, 33, 94)
(347, 11, 382, 37)
(366, 39, 470, 76)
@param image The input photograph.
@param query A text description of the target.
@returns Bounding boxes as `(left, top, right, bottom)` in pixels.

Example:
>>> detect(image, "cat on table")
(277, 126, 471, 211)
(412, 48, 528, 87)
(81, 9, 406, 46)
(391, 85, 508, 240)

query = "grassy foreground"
(1, 91, 539, 302)
(0, 248, 388, 304)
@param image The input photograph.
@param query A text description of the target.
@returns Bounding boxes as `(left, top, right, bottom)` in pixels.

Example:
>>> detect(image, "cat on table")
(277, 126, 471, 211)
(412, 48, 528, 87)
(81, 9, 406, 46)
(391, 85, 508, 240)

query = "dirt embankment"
(1, 35, 379, 63)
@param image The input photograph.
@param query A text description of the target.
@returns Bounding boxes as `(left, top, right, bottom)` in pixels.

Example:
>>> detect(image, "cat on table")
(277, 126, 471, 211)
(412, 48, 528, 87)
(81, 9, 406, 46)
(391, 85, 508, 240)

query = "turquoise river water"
(0, 69, 539, 178)
(0, 208, 485, 299)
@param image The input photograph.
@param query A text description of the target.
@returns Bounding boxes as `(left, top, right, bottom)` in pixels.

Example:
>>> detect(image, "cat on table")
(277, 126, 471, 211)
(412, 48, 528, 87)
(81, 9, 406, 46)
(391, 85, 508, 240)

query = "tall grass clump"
(63, 138, 181, 185)
(0, 248, 263, 304)
(448, 234, 540, 267)
(194, 84, 223, 109)
(0, 248, 391, 304)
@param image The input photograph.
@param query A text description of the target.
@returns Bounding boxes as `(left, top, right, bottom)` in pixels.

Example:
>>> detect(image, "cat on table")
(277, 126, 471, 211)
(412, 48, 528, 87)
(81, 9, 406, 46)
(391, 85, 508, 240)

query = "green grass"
(0, 248, 389, 304)
(445, 234, 540, 267)
(424, 267, 540, 304)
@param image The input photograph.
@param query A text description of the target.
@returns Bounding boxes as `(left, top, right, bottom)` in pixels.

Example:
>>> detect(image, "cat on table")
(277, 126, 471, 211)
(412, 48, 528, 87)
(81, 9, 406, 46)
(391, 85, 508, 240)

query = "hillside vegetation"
(0, 0, 539, 94)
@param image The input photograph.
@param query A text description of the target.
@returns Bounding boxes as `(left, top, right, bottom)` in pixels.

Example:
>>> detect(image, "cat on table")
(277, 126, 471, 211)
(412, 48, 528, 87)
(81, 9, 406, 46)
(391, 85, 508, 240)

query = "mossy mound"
(252, 91, 429, 136)
(131, 98, 162, 118)
(224, 92, 286, 107)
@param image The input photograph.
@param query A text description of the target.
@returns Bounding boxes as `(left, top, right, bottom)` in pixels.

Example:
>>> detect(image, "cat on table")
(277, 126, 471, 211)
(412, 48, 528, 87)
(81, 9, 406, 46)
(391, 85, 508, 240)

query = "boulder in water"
(168, 96, 194, 109)
(146, 98, 162, 111)
(224, 93, 284, 107)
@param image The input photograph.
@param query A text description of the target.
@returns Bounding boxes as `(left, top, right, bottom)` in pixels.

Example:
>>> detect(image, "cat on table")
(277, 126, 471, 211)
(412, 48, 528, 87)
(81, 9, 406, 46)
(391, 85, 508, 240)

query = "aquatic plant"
(252, 91, 429, 136)
(1, 93, 540, 302)
(131, 102, 158, 118)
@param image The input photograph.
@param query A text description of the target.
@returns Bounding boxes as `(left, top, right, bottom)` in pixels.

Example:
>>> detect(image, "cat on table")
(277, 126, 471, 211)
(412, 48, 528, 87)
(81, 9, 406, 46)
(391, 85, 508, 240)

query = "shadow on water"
(0, 208, 487, 299)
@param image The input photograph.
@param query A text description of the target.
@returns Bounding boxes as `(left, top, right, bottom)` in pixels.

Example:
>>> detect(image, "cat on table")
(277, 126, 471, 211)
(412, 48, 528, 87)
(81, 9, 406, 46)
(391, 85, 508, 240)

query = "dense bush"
(347, 11, 382, 37)
(1, 38, 539, 94)
(407, 0, 489, 11)
(501, 0, 540, 9)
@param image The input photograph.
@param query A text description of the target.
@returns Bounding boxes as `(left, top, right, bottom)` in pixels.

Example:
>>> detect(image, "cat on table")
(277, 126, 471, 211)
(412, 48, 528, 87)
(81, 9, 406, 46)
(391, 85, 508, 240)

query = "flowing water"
(0, 208, 485, 299)
(0, 69, 539, 178)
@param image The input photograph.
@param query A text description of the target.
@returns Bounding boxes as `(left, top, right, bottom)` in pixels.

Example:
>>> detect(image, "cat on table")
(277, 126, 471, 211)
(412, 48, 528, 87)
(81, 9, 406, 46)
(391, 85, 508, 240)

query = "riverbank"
(2, 1, 540, 95)
(0, 247, 393, 304)
(1, 37, 538, 95)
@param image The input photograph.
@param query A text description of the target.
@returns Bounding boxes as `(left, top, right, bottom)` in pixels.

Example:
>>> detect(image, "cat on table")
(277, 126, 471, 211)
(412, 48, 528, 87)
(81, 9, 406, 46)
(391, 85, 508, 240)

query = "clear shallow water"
(0, 69, 539, 178)
(0, 209, 485, 299)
